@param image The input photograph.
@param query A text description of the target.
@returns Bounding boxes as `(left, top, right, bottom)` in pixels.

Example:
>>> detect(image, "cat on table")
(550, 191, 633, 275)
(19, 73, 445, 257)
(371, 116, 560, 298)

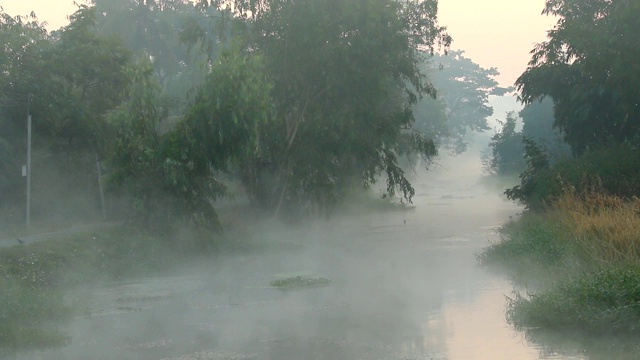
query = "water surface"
(13, 155, 626, 360)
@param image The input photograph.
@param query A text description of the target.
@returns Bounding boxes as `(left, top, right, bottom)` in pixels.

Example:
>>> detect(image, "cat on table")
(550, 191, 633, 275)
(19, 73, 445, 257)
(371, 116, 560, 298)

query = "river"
(10, 154, 618, 360)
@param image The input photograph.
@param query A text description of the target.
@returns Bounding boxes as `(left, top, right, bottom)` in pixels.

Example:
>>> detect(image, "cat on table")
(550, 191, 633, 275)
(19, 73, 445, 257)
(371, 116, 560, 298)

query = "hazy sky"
(1, 0, 556, 86)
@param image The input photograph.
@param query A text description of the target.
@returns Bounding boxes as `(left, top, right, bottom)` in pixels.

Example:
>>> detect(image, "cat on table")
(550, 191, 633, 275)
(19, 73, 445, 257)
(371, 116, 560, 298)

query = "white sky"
(1, 0, 557, 86)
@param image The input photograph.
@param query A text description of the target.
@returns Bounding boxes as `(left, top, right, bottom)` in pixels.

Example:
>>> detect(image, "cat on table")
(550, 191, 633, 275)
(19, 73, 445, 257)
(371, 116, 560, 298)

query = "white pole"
(26, 114, 31, 227)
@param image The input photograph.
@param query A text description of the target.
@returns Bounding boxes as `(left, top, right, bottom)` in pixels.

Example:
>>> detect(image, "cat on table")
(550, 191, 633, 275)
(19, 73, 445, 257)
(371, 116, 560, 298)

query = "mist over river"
(12, 153, 621, 360)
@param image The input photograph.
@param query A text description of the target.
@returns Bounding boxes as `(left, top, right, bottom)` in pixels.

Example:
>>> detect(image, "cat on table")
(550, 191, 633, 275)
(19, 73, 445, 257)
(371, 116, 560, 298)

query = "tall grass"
(553, 188, 640, 264)
(482, 187, 640, 335)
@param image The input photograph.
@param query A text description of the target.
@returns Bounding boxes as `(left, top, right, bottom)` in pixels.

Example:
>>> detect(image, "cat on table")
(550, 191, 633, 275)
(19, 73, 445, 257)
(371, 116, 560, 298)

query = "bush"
(506, 144, 640, 209)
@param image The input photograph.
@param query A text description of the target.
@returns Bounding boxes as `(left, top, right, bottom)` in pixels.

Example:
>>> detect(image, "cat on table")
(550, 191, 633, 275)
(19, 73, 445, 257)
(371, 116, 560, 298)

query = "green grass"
(482, 190, 640, 336)
(0, 225, 220, 352)
(507, 266, 640, 334)
(478, 213, 581, 279)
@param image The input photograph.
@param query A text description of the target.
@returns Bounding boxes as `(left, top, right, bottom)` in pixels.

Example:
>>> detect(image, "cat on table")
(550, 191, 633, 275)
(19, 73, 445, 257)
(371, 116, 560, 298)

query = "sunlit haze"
(1, 0, 556, 86)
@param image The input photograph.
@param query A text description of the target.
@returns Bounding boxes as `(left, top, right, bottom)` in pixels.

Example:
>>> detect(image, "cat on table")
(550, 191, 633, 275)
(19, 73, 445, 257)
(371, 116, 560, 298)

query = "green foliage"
(180, 44, 273, 173)
(0, 10, 48, 205)
(486, 112, 525, 175)
(46, 6, 132, 152)
(516, 0, 640, 154)
(0, 7, 134, 216)
(0, 224, 216, 351)
(0, 122, 19, 206)
(506, 144, 640, 208)
(108, 59, 225, 237)
(519, 97, 569, 161)
(504, 136, 551, 207)
(206, 0, 450, 215)
(478, 213, 575, 273)
(90, 0, 222, 115)
(507, 266, 640, 334)
(483, 189, 640, 336)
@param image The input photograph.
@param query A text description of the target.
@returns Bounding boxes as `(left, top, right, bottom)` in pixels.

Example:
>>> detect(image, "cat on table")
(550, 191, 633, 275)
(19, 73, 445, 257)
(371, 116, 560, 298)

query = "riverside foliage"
(481, 187, 640, 335)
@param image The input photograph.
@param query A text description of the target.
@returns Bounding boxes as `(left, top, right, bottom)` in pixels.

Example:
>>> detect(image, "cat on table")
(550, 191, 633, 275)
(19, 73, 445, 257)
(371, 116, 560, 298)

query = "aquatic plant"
(270, 276, 331, 290)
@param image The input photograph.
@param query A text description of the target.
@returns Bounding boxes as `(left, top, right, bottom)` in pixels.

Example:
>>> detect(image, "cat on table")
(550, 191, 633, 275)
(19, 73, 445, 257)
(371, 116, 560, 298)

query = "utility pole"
(96, 154, 107, 219)
(26, 94, 32, 227)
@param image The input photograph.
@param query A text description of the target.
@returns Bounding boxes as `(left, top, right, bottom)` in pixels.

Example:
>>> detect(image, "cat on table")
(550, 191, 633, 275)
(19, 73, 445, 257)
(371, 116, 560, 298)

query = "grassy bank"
(0, 224, 230, 352)
(480, 189, 640, 334)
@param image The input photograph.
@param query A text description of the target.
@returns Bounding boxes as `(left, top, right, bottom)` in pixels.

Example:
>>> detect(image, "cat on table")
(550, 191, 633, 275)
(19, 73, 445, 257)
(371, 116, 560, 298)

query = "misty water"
(10, 154, 615, 360)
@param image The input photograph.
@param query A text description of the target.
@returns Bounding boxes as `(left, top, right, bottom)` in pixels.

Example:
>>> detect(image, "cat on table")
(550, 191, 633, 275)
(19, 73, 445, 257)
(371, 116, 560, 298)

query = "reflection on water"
(7, 154, 639, 360)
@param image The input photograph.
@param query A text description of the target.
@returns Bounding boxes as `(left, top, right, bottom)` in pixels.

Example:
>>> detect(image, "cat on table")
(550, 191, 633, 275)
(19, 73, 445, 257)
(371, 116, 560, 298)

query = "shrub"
(506, 144, 640, 209)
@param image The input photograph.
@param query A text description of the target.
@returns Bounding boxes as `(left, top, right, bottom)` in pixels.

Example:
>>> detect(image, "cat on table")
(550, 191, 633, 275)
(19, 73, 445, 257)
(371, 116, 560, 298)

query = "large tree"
(0, 7, 135, 221)
(206, 0, 451, 215)
(89, 0, 222, 115)
(108, 44, 272, 234)
(516, 0, 640, 154)
(486, 112, 525, 175)
(0, 11, 49, 206)
(519, 97, 570, 161)
(415, 50, 508, 153)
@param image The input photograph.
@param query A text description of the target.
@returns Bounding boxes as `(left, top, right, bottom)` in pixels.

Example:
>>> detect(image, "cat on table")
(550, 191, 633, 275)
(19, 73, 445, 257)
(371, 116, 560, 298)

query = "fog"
(7, 149, 553, 360)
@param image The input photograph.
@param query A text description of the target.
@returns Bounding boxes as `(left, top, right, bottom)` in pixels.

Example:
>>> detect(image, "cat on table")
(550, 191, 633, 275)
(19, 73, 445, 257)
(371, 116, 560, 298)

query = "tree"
(179, 43, 273, 207)
(207, 0, 451, 215)
(486, 112, 525, 175)
(516, 0, 640, 154)
(0, 10, 49, 206)
(108, 44, 272, 235)
(0, 7, 136, 221)
(416, 50, 508, 153)
(89, 0, 222, 115)
(44, 6, 131, 152)
(519, 97, 570, 162)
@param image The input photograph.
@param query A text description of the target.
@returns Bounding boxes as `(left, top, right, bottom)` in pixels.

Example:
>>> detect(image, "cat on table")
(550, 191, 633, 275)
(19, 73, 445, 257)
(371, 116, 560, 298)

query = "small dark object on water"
(16, 238, 24, 244)
(270, 276, 331, 290)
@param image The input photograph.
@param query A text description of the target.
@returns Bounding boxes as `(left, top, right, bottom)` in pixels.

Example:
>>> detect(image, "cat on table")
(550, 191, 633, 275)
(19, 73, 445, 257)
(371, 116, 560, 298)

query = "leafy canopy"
(516, 0, 640, 154)
(415, 50, 507, 153)
(204, 0, 451, 213)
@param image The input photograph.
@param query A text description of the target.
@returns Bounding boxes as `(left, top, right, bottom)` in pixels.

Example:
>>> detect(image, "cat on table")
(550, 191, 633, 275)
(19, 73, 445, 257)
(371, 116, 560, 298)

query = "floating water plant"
(269, 276, 331, 290)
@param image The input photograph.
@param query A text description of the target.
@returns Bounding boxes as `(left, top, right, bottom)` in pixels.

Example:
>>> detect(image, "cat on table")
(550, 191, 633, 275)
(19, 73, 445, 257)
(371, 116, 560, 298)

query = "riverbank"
(480, 189, 640, 335)
(0, 213, 260, 353)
